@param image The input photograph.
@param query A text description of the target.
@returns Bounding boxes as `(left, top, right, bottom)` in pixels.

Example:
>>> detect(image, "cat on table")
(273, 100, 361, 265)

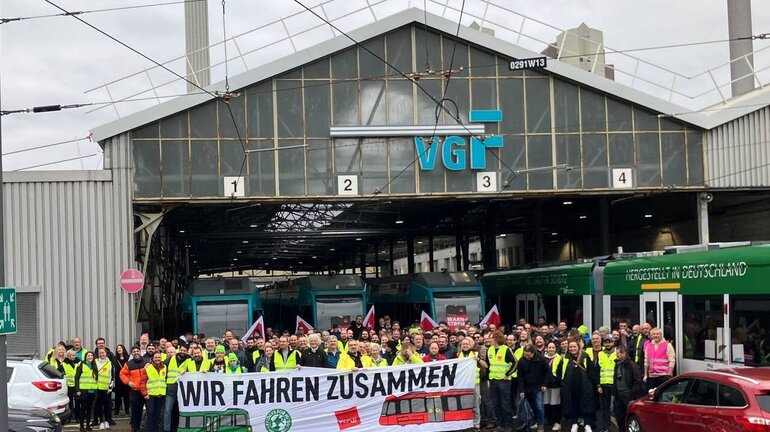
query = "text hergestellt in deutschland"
(625, 261, 748, 282)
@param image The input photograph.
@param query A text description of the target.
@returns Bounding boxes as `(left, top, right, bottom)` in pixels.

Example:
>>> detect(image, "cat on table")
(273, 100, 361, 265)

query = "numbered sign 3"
(337, 175, 359, 196)
(611, 168, 634, 189)
(224, 176, 246, 197)
(476, 171, 498, 192)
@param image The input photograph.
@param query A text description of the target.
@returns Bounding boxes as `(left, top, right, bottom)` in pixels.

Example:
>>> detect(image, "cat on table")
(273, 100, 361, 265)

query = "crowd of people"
(44, 314, 676, 432)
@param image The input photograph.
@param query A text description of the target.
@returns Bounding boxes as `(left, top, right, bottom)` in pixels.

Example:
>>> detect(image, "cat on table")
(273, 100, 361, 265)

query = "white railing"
(85, 0, 769, 118)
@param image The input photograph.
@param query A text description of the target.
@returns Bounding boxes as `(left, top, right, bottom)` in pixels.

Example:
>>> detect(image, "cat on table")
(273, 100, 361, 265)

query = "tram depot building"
(5, 8, 770, 373)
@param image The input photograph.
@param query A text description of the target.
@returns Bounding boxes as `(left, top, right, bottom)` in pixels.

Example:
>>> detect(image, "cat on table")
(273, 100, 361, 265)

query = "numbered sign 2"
(224, 176, 245, 197)
(611, 168, 634, 189)
(476, 171, 498, 192)
(337, 175, 359, 196)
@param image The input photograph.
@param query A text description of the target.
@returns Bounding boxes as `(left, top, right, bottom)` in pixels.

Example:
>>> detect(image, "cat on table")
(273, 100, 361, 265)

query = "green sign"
(265, 409, 292, 432)
(0, 287, 17, 335)
(603, 245, 770, 295)
(482, 263, 594, 296)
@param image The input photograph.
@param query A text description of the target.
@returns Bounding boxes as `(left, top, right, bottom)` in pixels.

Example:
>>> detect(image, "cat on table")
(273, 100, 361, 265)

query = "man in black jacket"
(300, 334, 328, 368)
(517, 344, 548, 432)
(613, 346, 644, 432)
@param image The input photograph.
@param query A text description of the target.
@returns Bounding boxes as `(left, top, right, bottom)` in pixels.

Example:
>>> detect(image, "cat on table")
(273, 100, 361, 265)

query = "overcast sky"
(1, 0, 768, 171)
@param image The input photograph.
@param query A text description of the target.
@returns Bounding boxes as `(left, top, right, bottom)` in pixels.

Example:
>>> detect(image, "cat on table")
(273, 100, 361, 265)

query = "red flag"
(296, 315, 314, 334)
(241, 315, 265, 343)
(362, 305, 375, 331)
(479, 305, 501, 328)
(420, 310, 438, 331)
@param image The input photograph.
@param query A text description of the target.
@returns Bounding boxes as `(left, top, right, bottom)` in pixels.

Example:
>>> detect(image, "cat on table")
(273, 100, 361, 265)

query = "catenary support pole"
(0, 64, 9, 431)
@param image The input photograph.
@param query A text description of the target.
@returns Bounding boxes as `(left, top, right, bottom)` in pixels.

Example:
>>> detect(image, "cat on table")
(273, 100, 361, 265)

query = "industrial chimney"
(184, 0, 211, 93)
(727, 0, 755, 97)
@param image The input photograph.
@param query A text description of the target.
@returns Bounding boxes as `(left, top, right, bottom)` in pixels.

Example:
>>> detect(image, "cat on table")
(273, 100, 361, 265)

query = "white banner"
(177, 358, 476, 432)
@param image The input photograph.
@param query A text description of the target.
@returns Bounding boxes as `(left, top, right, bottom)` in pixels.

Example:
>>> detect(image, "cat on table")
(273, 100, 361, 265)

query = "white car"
(7, 359, 71, 420)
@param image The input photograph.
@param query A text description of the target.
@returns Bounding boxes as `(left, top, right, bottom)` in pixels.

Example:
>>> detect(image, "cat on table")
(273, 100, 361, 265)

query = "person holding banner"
(325, 336, 342, 368)
(488, 331, 517, 432)
(457, 336, 485, 431)
(140, 353, 167, 432)
(337, 340, 369, 371)
(226, 353, 246, 373)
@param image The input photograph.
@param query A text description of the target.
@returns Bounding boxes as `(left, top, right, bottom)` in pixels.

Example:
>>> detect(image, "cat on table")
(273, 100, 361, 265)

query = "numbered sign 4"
(337, 175, 359, 196)
(476, 172, 498, 192)
(611, 168, 634, 189)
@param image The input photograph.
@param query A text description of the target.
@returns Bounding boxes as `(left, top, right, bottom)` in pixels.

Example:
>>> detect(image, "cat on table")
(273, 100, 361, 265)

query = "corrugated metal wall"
(2, 133, 135, 356)
(707, 106, 770, 187)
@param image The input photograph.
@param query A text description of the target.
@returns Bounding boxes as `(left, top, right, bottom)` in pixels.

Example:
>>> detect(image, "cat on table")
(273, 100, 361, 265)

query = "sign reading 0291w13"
(0, 287, 17, 335)
(509, 56, 547, 71)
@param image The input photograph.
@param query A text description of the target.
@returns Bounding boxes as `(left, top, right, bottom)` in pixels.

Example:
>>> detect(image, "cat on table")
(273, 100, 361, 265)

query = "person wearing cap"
(595, 335, 617, 432)
(382, 341, 398, 365)
(225, 353, 245, 373)
(211, 345, 227, 373)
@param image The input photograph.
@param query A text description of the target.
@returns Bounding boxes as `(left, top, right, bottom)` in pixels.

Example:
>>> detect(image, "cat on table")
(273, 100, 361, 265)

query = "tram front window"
(315, 296, 363, 331)
(434, 294, 482, 327)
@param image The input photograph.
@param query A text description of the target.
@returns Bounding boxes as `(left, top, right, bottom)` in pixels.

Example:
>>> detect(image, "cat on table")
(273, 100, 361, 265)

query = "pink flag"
(362, 305, 376, 331)
(296, 315, 314, 334)
(241, 315, 265, 342)
(479, 305, 501, 328)
(420, 310, 438, 331)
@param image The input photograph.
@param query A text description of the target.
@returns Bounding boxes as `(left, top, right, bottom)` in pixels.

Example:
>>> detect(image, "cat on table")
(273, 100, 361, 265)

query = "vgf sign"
(414, 110, 503, 171)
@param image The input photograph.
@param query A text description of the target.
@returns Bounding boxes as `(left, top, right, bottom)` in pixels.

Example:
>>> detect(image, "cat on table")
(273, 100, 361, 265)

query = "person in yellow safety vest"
(457, 336, 485, 431)
(187, 346, 212, 372)
(164, 343, 191, 432)
(49, 344, 67, 370)
(141, 353, 167, 432)
(488, 331, 517, 431)
(75, 351, 98, 431)
(365, 343, 389, 368)
(595, 335, 617, 432)
(337, 340, 371, 371)
(643, 327, 675, 391)
(226, 353, 246, 374)
(391, 343, 424, 366)
(274, 336, 302, 371)
(59, 350, 79, 425)
(93, 348, 115, 429)
(255, 344, 276, 372)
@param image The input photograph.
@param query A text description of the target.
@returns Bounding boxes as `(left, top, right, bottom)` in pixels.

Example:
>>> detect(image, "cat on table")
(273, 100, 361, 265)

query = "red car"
(627, 369, 770, 432)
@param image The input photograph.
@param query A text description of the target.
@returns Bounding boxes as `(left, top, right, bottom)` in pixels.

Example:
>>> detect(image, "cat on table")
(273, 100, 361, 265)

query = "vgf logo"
(414, 110, 503, 171)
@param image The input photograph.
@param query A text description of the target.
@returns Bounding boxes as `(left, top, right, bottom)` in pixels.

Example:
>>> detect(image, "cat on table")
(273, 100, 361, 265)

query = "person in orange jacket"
(119, 346, 147, 432)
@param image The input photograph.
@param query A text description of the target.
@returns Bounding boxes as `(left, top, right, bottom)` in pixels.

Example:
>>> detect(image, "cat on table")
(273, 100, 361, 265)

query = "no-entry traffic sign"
(120, 269, 144, 294)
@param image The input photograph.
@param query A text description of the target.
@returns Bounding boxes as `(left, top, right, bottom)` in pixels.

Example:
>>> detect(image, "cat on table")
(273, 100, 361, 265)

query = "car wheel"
(627, 415, 643, 432)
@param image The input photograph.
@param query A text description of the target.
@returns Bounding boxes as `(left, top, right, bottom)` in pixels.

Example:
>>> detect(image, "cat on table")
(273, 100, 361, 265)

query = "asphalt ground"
(61, 413, 621, 432)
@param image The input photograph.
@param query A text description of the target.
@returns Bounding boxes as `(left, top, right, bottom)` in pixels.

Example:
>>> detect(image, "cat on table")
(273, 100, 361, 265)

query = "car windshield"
(758, 393, 770, 413)
(39, 362, 63, 379)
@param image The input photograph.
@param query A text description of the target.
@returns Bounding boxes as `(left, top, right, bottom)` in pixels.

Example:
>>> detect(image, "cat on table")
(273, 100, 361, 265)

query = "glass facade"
(131, 25, 705, 199)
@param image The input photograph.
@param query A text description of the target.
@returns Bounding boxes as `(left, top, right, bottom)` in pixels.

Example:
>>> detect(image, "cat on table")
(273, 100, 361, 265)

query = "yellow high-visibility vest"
(487, 346, 512, 381)
(145, 365, 167, 397)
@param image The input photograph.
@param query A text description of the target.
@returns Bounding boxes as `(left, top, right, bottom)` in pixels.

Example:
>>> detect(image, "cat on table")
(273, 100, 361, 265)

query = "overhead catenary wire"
(1, 0, 207, 24)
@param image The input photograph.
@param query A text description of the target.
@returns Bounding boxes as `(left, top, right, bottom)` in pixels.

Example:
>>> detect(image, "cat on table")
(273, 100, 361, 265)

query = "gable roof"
(91, 8, 768, 142)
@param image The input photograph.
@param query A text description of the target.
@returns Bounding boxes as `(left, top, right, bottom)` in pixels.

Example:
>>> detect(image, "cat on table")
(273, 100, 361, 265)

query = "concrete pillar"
(407, 237, 415, 274)
(534, 205, 544, 261)
(389, 240, 394, 276)
(455, 234, 463, 271)
(727, 0, 755, 97)
(184, 0, 211, 93)
(698, 193, 711, 244)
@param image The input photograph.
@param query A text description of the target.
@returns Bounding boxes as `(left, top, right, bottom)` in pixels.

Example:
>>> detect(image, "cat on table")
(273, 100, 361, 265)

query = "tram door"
(641, 292, 678, 348)
(426, 397, 444, 422)
(516, 294, 539, 324)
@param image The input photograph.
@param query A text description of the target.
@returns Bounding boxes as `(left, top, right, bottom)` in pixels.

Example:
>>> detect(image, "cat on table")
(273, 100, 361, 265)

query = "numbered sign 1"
(224, 176, 245, 197)
(337, 175, 359, 196)
(611, 168, 634, 189)
(476, 171, 498, 192)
